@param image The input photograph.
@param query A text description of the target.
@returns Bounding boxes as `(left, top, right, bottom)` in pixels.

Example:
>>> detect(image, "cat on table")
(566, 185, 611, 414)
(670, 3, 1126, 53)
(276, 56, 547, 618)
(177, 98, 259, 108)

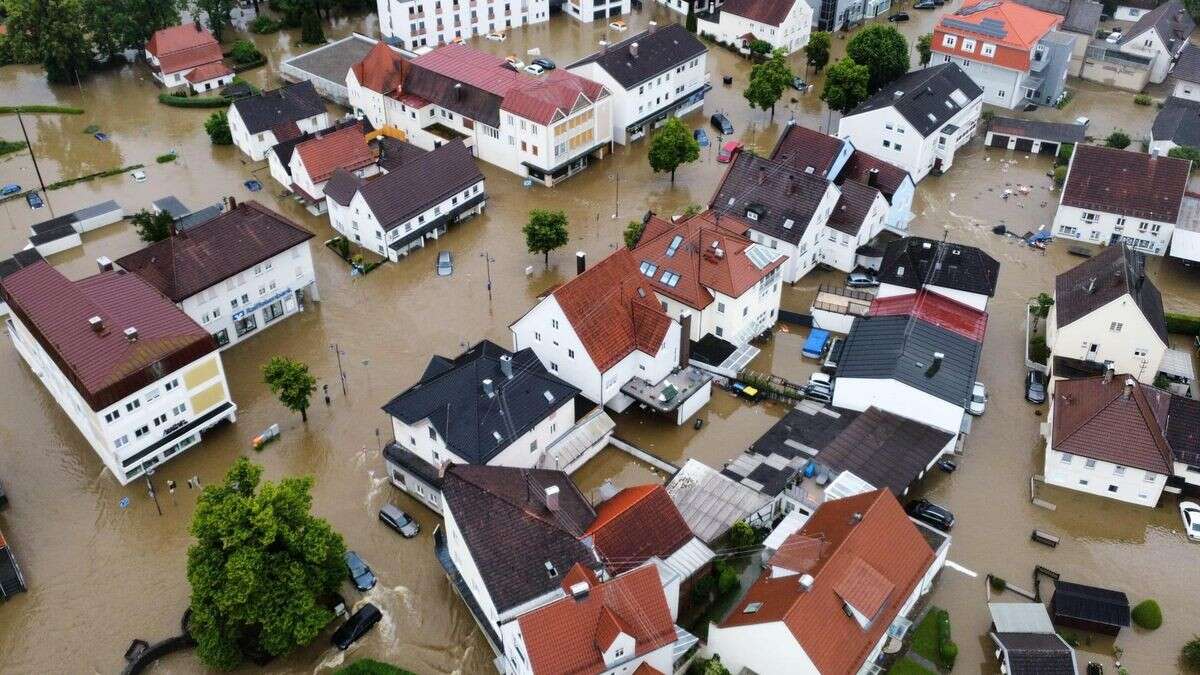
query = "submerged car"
(1025, 370, 1047, 404)
(693, 128, 710, 147)
(889, 11, 911, 20)
(344, 550, 376, 591)
(907, 499, 955, 531)
(717, 140, 744, 163)
(532, 57, 556, 70)
(331, 603, 382, 650)
(380, 504, 420, 538)
(436, 251, 453, 277)
(25, 191, 44, 209)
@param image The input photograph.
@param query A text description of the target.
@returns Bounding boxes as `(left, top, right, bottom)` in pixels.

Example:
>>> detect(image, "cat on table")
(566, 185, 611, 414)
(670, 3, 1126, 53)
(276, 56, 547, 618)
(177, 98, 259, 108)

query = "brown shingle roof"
(770, 123, 848, 179)
(828, 180, 882, 236)
(294, 125, 375, 183)
(839, 151, 910, 200)
(1053, 244, 1167, 343)
(721, 0, 798, 26)
(1062, 145, 1190, 222)
(1051, 375, 1176, 474)
(114, 201, 313, 303)
(586, 485, 696, 573)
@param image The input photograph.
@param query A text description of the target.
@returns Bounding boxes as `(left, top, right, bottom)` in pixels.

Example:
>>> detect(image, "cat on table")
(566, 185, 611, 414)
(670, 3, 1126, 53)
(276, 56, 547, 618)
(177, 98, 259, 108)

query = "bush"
(717, 565, 740, 596)
(687, 655, 731, 675)
(301, 9, 327, 44)
(250, 15, 282, 33)
(1132, 599, 1163, 629)
(1053, 166, 1068, 186)
(1166, 312, 1200, 336)
(1057, 142, 1074, 166)
(230, 40, 263, 66)
(205, 111, 233, 145)
(729, 521, 757, 548)
(1184, 636, 1200, 671)
(0, 139, 27, 157)
(989, 575, 1008, 591)
(692, 574, 716, 602)
(1169, 145, 1200, 172)
(1135, 94, 1153, 106)
(1106, 130, 1132, 149)
(939, 640, 959, 669)
(749, 39, 772, 55)
(336, 660, 416, 675)
(156, 152, 177, 164)
(159, 93, 229, 108)
(1030, 335, 1049, 365)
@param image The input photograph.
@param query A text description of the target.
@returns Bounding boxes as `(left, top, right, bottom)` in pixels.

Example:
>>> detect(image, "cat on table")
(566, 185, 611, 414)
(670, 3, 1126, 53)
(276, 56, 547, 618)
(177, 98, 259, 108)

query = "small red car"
(718, 140, 744, 163)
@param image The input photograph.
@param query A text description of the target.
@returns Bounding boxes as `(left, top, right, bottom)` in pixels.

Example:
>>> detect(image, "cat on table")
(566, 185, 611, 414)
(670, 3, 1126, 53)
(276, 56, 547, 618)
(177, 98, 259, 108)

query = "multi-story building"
(115, 201, 318, 350)
(1114, 0, 1194, 84)
(804, 0, 892, 32)
(228, 81, 331, 161)
(0, 261, 236, 484)
(1014, 0, 1102, 75)
(561, 0, 631, 24)
(931, 0, 1074, 109)
(1051, 145, 1190, 256)
(566, 23, 710, 145)
(144, 23, 232, 93)
(346, 42, 613, 186)
(838, 63, 983, 182)
(697, 0, 813, 56)
(376, 0, 551, 50)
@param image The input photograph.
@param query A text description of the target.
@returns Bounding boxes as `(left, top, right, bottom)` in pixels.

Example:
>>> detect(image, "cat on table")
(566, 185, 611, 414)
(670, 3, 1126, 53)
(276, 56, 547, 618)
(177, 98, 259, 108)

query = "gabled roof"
(828, 180, 883, 236)
(1173, 42, 1200, 84)
(769, 123, 848, 180)
(441, 464, 601, 612)
(517, 564, 677, 675)
(709, 150, 835, 245)
(185, 61, 233, 83)
(1061, 145, 1189, 223)
(231, 81, 326, 135)
(1050, 375, 1175, 474)
(1119, 0, 1194, 49)
(838, 150, 912, 202)
(380, 340, 578, 464)
(1051, 580, 1130, 627)
(147, 23, 224, 74)
(815, 407, 955, 495)
(1166, 393, 1200, 466)
(879, 236, 1000, 297)
(269, 118, 370, 177)
(0, 262, 216, 410)
(993, 633, 1077, 675)
(547, 248, 674, 372)
(293, 124, 375, 183)
(1053, 244, 1168, 343)
(568, 23, 707, 90)
(501, 70, 608, 125)
(586, 485, 696, 573)
(114, 201, 313, 303)
(721, 0, 799, 26)
(719, 490, 936, 675)
(848, 63, 983, 137)
(350, 41, 411, 95)
(989, 602, 1057, 633)
(344, 140, 483, 230)
(1152, 96, 1200, 148)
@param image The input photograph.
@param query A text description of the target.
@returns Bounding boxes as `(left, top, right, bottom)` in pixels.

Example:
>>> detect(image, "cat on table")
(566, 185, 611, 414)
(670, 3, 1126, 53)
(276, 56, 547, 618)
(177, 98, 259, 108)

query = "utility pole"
(611, 170, 620, 219)
(145, 471, 163, 516)
(15, 111, 54, 217)
(330, 343, 347, 396)
(480, 251, 494, 303)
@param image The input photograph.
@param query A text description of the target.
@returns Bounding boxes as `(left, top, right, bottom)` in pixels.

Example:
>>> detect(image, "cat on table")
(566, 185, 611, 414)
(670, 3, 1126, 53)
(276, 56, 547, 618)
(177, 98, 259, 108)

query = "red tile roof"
(720, 490, 936, 675)
(294, 125, 375, 183)
(869, 291, 988, 342)
(722, 0, 798, 26)
(550, 248, 674, 372)
(502, 70, 608, 125)
(632, 663, 664, 675)
(184, 61, 232, 84)
(0, 262, 216, 410)
(1051, 375, 1176, 475)
(147, 23, 224, 75)
(1062, 145, 1190, 222)
(586, 485, 695, 573)
(770, 123, 849, 179)
(933, 1, 1062, 71)
(518, 564, 677, 675)
(351, 41, 411, 95)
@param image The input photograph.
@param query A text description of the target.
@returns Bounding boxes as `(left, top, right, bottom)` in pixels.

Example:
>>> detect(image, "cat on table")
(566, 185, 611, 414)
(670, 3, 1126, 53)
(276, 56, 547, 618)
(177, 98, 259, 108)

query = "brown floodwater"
(1, 5, 1198, 674)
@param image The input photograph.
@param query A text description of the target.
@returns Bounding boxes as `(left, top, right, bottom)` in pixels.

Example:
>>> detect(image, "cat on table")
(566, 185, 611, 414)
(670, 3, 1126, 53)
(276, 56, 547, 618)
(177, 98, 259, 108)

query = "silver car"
(436, 251, 453, 276)
(968, 381, 987, 416)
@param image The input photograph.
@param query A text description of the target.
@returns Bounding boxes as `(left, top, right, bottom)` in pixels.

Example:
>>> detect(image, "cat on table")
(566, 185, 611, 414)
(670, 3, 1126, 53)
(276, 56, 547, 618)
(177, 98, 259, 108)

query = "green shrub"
(1058, 630, 1080, 647)
(717, 565, 739, 596)
(1057, 142, 1074, 166)
(939, 639, 959, 669)
(1055, 89, 1074, 109)
(687, 655, 732, 675)
(749, 39, 772, 55)
(0, 105, 84, 114)
(159, 93, 229, 108)
(1132, 599, 1163, 629)
(1053, 166, 1068, 186)
(1106, 130, 1132, 149)
(336, 659, 416, 675)
(1166, 312, 1200, 336)
(989, 575, 1008, 591)
(1030, 335, 1049, 364)
(692, 574, 716, 603)
(1184, 636, 1200, 671)
(249, 15, 282, 34)
(0, 139, 27, 157)
(1135, 94, 1153, 106)
(230, 40, 264, 66)
(205, 111, 233, 145)
(729, 521, 757, 548)
(156, 152, 177, 164)
(45, 164, 144, 190)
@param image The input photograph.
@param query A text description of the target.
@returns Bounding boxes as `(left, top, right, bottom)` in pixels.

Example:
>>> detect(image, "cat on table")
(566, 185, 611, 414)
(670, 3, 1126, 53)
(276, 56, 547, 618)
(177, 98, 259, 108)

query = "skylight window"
(639, 260, 658, 276)
(660, 271, 681, 287)
(743, 602, 763, 614)
(783, 218, 795, 229)
(665, 235, 684, 257)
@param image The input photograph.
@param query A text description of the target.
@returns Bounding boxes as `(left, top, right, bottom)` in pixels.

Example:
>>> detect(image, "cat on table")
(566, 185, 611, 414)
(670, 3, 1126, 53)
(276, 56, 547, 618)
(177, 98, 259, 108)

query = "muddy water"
(1, 4, 1198, 674)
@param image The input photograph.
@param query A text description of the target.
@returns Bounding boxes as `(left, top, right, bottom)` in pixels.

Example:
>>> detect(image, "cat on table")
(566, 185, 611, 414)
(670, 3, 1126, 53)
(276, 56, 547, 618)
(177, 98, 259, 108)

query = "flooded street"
(1, 4, 1199, 674)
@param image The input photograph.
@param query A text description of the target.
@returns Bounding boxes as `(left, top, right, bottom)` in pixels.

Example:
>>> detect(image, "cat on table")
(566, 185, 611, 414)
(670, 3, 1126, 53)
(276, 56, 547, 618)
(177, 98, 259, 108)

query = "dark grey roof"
(1051, 580, 1130, 627)
(993, 633, 1077, 675)
(1153, 96, 1200, 147)
(153, 196, 190, 219)
(283, 34, 380, 86)
(376, 137, 429, 172)
(879, 237, 1000, 297)
(1166, 393, 1200, 466)
(735, 405, 861, 496)
(176, 203, 224, 231)
(0, 249, 44, 279)
(231, 81, 326, 134)
(838, 314, 984, 407)
(987, 116, 1087, 144)
(441, 464, 601, 612)
(814, 407, 953, 495)
(709, 150, 834, 245)
(568, 23, 706, 89)
(403, 64, 505, 128)
(1174, 43, 1200, 84)
(381, 340, 579, 465)
(350, 140, 483, 231)
(848, 63, 983, 137)
(1054, 244, 1168, 343)
(1119, 0, 1194, 51)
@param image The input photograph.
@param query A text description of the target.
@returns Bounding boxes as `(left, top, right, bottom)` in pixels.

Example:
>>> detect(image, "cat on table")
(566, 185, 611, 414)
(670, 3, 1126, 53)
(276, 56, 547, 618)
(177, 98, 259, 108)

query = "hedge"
(0, 139, 27, 157)
(1166, 312, 1200, 336)
(156, 153, 177, 164)
(158, 93, 230, 108)
(46, 163, 145, 190)
(1132, 599, 1163, 629)
(1135, 94, 1153, 106)
(0, 105, 84, 114)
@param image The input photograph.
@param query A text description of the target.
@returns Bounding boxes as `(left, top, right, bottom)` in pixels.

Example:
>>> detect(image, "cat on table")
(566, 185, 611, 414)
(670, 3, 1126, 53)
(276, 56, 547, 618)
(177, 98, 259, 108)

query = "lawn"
(888, 657, 936, 675)
(335, 660, 417, 675)
(909, 607, 944, 664)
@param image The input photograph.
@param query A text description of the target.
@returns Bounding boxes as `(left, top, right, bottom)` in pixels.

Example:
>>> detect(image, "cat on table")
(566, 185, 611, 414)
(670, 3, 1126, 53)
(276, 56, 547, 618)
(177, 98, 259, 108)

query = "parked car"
(436, 251, 453, 277)
(331, 603, 382, 650)
(888, 11, 910, 21)
(380, 504, 420, 538)
(846, 270, 878, 288)
(717, 140, 743, 163)
(532, 57, 556, 70)
(609, 19, 628, 31)
(1180, 501, 1200, 542)
(1025, 370, 1046, 404)
(968, 381, 987, 416)
(906, 499, 955, 531)
(693, 128, 710, 147)
(1105, 29, 1122, 44)
(914, 0, 937, 8)
(710, 113, 734, 135)
(486, 31, 506, 41)
(936, 458, 958, 473)
(344, 551, 376, 591)
(822, 337, 844, 372)
(524, 63, 545, 76)
(25, 191, 44, 209)
(808, 372, 833, 391)
(791, 76, 809, 91)
(803, 384, 833, 403)
(506, 56, 525, 70)
(131, 169, 147, 183)
(0, 183, 20, 197)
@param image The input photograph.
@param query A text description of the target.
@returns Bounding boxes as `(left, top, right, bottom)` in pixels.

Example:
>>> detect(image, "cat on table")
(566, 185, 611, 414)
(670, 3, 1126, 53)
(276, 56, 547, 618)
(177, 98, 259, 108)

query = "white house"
(1170, 43, 1200, 100)
(115, 201, 319, 350)
(324, 140, 486, 262)
(1115, 0, 1194, 85)
(566, 23, 710, 145)
(838, 63, 983, 182)
(876, 237, 1000, 311)
(1051, 145, 1190, 256)
(1047, 244, 1168, 382)
(706, 489, 949, 675)
(144, 23, 232, 93)
(376, 0, 550, 50)
(1115, 0, 1156, 21)
(697, 0, 812, 55)
(347, 41, 411, 131)
(0, 261, 236, 485)
(265, 118, 373, 208)
(228, 81, 330, 161)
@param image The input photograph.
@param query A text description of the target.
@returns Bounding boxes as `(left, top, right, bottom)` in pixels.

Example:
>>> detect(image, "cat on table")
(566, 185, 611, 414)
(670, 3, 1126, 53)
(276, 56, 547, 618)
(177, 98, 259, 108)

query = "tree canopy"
(300, 9, 326, 44)
(132, 209, 174, 243)
(821, 58, 870, 115)
(806, 31, 831, 73)
(1105, 130, 1131, 149)
(187, 458, 346, 670)
(523, 209, 570, 267)
(205, 111, 233, 145)
(624, 220, 645, 249)
(917, 33, 933, 67)
(647, 116, 700, 183)
(743, 48, 793, 118)
(5, 0, 94, 83)
(191, 0, 237, 41)
(846, 25, 910, 93)
(263, 356, 317, 422)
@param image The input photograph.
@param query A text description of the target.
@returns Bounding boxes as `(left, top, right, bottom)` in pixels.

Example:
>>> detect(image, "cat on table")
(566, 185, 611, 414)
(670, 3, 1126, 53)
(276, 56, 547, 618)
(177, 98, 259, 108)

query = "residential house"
(1046, 244, 1167, 382)
(876, 236, 1000, 311)
(324, 140, 486, 261)
(265, 118, 373, 209)
(931, 0, 1074, 109)
(510, 249, 713, 424)
(347, 42, 614, 186)
(665, 458, 775, 545)
(837, 63, 983, 181)
(705, 489, 949, 675)
(833, 291, 988, 434)
(988, 603, 1079, 675)
(559, 0, 632, 25)
(1115, 0, 1194, 84)
(376, 0, 551, 50)
(228, 81, 331, 161)
(145, 23, 232, 93)
(1170, 42, 1200, 100)
(696, 0, 813, 56)
(658, 0, 723, 16)
(114, 201, 318, 350)
(567, 24, 710, 145)
(1051, 145, 1190, 256)
(804, 0, 893, 32)
(0, 261, 236, 485)
(1115, 0, 1157, 21)
(1014, 0, 1103, 75)
(1151, 96, 1200, 156)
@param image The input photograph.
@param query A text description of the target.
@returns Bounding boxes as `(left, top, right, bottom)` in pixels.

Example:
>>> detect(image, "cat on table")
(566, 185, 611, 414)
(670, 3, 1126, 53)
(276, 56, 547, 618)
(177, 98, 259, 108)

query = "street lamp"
(330, 343, 348, 396)
(480, 251, 495, 303)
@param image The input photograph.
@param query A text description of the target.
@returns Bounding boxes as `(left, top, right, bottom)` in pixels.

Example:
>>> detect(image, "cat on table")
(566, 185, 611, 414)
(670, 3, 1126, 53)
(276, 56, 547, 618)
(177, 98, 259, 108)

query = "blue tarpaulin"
(802, 328, 830, 359)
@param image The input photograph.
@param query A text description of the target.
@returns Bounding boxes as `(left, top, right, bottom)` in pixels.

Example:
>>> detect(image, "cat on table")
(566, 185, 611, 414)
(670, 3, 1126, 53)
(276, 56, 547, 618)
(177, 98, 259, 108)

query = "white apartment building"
(567, 23, 710, 145)
(697, 0, 812, 56)
(561, 0, 630, 23)
(377, 0, 550, 49)
(1, 261, 236, 485)
(115, 201, 319, 350)
(228, 81, 331, 161)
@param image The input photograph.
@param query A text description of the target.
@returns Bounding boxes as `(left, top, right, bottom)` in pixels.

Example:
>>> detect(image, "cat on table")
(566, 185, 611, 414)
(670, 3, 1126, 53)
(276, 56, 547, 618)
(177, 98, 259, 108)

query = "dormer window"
(745, 203, 766, 221)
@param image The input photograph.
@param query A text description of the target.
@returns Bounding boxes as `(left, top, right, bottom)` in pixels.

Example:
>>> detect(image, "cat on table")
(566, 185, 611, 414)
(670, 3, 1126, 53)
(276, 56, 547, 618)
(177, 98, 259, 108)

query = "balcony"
(620, 366, 712, 414)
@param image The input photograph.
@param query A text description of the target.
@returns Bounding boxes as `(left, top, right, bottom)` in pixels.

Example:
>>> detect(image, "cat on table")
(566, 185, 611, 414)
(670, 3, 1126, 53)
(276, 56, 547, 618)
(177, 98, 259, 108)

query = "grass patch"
(46, 163, 144, 191)
(335, 660, 417, 675)
(888, 658, 937, 675)
(910, 609, 943, 664)
(158, 93, 230, 108)
(0, 105, 84, 115)
(0, 139, 27, 157)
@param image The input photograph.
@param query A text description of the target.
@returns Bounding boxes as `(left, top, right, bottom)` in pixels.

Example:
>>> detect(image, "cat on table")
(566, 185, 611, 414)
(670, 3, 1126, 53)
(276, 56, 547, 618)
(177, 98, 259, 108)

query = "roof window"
(665, 235, 684, 257)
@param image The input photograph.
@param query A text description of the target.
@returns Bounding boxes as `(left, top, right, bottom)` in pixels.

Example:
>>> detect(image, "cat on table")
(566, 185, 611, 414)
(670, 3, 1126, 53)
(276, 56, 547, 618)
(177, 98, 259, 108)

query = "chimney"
(88, 316, 104, 333)
(226, 195, 237, 211)
(454, 82, 463, 99)
(1123, 378, 1135, 400)
(599, 40, 609, 53)
(576, 251, 587, 275)
(569, 581, 590, 599)
(123, 327, 139, 343)
(482, 378, 495, 397)
(799, 574, 815, 592)
(1103, 367, 1113, 384)
(96, 256, 113, 273)
(925, 352, 944, 378)
(630, 42, 639, 58)
(678, 311, 692, 368)
(500, 354, 514, 379)
(867, 168, 879, 188)
(893, 90, 904, 100)
(544, 485, 560, 511)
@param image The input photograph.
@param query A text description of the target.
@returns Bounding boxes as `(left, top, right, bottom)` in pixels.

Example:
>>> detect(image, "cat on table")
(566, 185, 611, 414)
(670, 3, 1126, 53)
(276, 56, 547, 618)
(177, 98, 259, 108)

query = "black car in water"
(331, 603, 382, 650)
(906, 499, 955, 531)
(1025, 370, 1047, 404)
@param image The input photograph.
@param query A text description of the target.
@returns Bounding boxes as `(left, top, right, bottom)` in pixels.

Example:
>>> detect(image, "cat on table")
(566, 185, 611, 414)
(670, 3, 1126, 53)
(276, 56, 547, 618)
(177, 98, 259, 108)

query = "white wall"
(390, 398, 574, 470)
(1172, 78, 1200, 101)
(1052, 203, 1175, 256)
(1044, 447, 1167, 506)
(833, 377, 964, 434)
(228, 103, 330, 161)
(1048, 295, 1166, 380)
(932, 50, 1023, 109)
(1118, 27, 1173, 84)
(1115, 4, 1151, 21)
(877, 282, 989, 311)
(327, 178, 486, 261)
(698, 1, 812, 55)
(838, 97, 982, 182)
(705, 621, 819, 674)
(745, 184, 840, 283)
(378, 0, 551, 47)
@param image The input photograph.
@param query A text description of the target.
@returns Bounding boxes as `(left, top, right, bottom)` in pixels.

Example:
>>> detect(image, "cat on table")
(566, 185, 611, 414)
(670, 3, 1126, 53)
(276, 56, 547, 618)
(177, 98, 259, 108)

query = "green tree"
(1169, 145, 1200, 172)
(624, 220, 645, 249)
(805, 31, 831, 73)
(262, 356, 317, 422)
(123, 0, 184, 47)
(132, 209, 174, 243)
(728, 520, 757, 548)
(1106, 130, 1131, 149)
(1132, 599, 1163, 629)
(1030, 292, 1054, 330)
(6, 0, 94, 83)
(697, 655, 732, 675)
(192, 0, 237, 41)
(205, 110, 233, 145)
(1184, 636, 1200, 671)
(917, 33, 933, 67)
(229, 40, 262, 65)
(187, 458, 346, 670)
(821, 58, 870, 115)
(523, 209, 570, 267)
(845, 25, 910, 93)
(744, 48, 792, 118)
(336, 661, 418, 675)
(749, 39, 772, 56)
(685, 0, 697, 33)
(1185, 0, 1200, 21)
(647, 116, 700, 183)
(300, 9, 326, 44)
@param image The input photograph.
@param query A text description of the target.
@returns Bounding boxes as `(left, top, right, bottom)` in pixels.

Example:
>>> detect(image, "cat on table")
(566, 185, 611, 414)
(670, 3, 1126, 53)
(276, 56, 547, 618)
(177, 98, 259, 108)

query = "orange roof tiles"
(147, 23, 224, 75)
(586, 485, 695, 573)
(294, 125, 375, 183)
(934, 0, 1062, 71)
(868, 291, 989, 343)
(351, 41, 411, 96)
(185, 61, 232, 83)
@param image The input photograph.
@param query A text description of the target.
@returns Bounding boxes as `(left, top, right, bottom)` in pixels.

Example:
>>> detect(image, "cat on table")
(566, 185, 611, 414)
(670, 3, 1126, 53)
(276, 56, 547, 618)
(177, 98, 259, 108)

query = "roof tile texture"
(294, 125, 375, 183)
(1051, 375, 1176, 474)
(1062, 145, 1189, 223)
(586, 485, 695, 573)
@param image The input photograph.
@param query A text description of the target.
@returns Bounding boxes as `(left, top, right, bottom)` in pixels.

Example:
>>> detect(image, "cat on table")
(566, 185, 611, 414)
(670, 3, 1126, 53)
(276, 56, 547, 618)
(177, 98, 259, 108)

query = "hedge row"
(158, 93, 231, 108)
(46, 163, 145, 191)
(0, 105, 84, 114)
(1166, 312, 1200, 336)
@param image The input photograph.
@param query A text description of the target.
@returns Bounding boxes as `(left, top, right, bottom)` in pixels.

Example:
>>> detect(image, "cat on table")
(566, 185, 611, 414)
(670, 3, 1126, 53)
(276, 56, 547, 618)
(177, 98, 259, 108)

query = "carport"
(985, 117, 1087, 156)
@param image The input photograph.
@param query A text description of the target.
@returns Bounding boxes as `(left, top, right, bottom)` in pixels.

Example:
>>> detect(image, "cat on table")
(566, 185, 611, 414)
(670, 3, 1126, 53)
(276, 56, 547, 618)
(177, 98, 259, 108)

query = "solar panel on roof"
(943, 17, 1008, 38)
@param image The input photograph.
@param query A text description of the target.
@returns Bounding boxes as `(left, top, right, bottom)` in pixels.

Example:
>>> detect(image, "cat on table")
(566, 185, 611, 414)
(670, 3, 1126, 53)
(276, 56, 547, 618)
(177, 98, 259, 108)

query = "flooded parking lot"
(1, 4, 1199, 674)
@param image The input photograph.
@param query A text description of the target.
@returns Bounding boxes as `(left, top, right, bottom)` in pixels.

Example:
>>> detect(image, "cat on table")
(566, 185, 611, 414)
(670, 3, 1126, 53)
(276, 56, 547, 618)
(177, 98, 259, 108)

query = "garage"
(984, 116, 1087, 157)
(1013, 137, 1035, 153)
(988, 133, 1010, 149)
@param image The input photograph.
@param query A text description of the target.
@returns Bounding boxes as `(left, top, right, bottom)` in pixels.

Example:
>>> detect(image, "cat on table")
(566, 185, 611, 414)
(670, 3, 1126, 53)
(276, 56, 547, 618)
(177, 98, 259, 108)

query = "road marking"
(946, 560, 978, 577)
